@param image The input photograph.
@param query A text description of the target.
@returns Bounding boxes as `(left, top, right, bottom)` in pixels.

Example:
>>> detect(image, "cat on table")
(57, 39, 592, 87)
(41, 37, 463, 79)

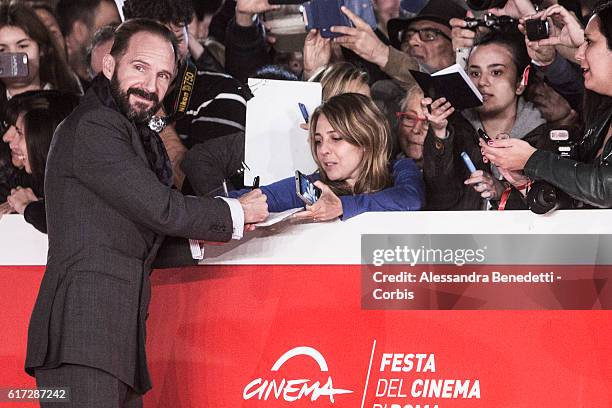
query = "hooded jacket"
(423, 97, 550, 210)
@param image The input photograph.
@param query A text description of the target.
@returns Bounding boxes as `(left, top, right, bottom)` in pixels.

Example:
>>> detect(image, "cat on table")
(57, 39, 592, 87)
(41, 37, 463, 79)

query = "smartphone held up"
(264, 0, 376, 49)
(295, 170, 322, 206)
(302, 0, 376, 38)
(525, 18, 550, 41)
(0, 52, 28, 78)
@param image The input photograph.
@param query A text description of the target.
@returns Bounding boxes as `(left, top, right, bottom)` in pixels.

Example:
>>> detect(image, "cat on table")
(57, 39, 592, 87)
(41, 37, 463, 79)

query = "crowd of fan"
(1, 0, 611, 232)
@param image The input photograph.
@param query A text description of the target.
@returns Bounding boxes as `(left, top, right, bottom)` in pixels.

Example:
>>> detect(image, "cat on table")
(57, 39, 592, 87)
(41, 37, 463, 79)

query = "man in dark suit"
(24, 19, 268, 407)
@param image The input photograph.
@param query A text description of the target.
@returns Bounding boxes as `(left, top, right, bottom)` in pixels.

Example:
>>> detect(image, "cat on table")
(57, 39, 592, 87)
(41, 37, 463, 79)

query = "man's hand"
(330, 6, 389, 68)
(303, 29, 331, 80)
(421, 97, 454, 139)
(235, 0, 279, 27)
(451, 11, 477, 50)
(292, 181, 342, 222)
(488, 0, 537, 19)
(7, 187, 38, 214)
(238, 188, 269, 224)
(0, 201, 13, 216)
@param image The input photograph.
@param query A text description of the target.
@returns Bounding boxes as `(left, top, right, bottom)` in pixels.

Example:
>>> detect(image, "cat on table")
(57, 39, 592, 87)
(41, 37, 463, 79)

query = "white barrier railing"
(1, 210, 611, 266)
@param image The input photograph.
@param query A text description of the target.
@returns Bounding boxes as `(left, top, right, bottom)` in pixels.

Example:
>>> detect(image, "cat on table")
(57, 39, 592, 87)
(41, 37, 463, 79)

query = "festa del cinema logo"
(243, 346, 353, 403)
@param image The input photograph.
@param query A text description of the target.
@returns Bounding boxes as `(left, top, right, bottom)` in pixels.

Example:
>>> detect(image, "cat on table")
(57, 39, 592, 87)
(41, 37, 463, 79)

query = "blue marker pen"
(461, 151, 477, 173)
(298, 103, 309, 123)
(462, 151, 488, 210)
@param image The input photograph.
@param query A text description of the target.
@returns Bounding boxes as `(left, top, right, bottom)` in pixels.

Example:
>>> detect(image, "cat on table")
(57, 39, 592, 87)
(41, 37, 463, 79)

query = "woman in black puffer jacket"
(482, 1, 612, 209)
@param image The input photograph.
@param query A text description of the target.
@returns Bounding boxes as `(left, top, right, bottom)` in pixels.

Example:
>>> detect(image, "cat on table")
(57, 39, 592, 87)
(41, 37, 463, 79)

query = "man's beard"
(109, 72, 161, 124)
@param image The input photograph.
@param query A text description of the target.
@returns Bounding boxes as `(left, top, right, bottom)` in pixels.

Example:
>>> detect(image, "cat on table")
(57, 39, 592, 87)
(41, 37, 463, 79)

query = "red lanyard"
(498, 181, 531, 211)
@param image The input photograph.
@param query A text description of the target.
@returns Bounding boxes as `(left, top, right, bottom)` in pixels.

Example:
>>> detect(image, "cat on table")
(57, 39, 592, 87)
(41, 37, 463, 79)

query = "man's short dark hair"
(92, 23, 119, 49)
(110, 18, 180, 65)
(122, 0, 193, 26)
(86, 23, 119, 76)
(253, 65, 299, 81)
(56, 0, 114, 36)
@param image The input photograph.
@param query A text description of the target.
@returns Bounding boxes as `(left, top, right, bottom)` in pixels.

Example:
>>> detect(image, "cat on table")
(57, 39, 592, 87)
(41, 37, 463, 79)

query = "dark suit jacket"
(25, 88, 234, 394)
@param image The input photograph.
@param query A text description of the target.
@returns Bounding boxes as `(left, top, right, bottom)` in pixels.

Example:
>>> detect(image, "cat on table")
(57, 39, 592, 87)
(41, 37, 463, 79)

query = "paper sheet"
(244, 79, 322, 185)
(255, 208, 304, 227)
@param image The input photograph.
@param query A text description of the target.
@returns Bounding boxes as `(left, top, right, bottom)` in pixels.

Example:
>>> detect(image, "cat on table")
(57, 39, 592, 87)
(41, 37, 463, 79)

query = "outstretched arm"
(339, 158, 424, 219)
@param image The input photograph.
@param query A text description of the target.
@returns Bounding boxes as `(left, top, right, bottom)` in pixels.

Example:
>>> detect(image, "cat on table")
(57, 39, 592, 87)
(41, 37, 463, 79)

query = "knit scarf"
(90, 74, 173, 187)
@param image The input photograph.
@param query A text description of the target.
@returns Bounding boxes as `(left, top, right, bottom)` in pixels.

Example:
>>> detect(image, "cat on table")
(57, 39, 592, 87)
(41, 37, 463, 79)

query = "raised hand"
(487, 0, 537, 19)
(235, 0, 280, 27)
(421, 97, 454, 139)
(451, 11, 477, 50)
(531, 4, 584, 49)
(330, 6, 389, 68)
(303, 29, 331, 80)
(523, 32, 556, 65)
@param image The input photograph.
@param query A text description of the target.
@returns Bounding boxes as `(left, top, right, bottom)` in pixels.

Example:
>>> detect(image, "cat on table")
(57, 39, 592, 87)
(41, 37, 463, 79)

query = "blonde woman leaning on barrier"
(230, 92, 424, 222)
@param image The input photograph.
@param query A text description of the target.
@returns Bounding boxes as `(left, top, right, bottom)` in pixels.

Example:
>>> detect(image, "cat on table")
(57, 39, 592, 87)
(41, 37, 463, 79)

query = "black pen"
(252, 176, 260, 190)
(222, 180, 229, 197)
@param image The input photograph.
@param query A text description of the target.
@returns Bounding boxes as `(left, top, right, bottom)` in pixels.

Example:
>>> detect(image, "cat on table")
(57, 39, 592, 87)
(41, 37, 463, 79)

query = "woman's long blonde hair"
(309, 93, 391, 195)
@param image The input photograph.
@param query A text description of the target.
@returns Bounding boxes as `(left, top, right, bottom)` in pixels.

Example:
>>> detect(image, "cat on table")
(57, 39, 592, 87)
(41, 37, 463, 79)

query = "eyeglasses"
(396, 111, 427, 127)
(401, 28, 452, 43)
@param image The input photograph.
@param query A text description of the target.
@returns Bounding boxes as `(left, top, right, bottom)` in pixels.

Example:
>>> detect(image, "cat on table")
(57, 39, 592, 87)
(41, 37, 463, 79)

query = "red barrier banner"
(1, 265, 610, 407)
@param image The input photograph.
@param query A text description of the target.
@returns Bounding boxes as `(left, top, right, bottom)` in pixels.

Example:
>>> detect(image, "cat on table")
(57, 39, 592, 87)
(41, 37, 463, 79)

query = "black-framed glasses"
(401, 28, 452, 43)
